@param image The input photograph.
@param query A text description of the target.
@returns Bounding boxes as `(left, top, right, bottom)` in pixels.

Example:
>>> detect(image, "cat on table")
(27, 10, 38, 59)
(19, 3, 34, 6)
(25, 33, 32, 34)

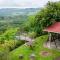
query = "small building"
(43, 22, 60, 49)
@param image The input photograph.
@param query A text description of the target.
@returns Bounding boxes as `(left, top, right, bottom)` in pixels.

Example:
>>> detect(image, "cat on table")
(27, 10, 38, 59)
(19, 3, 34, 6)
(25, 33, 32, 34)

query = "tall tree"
(26, 1, 60, 35)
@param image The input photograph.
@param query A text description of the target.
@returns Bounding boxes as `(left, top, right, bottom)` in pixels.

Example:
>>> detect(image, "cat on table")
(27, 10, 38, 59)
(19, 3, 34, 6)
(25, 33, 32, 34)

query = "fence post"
(30, 53, 35, 60)
(19, 54, 23, 60)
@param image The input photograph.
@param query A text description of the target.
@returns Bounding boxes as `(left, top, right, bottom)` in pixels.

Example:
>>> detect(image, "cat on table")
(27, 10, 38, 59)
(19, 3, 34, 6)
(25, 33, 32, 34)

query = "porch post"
(48, 32, 51, 48)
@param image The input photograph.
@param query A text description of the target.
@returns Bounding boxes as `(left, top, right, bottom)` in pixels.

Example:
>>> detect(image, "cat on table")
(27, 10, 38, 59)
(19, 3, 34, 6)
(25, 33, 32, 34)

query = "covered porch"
(43, 22, 60, 49)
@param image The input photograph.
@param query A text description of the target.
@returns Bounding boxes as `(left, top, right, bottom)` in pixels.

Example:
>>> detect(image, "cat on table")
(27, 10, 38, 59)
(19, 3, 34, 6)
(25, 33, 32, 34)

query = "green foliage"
(0, 28, 18, 44)
(35, 1, 60, 27)
(0, 36, 5, 44)
(5, 40, 25, 51)
(21, 15, 35, 32)
(3, 28, 18, 40)
(0, 15, 28, 35)
(0, 45, 9, 60)
(28, 31, 37, 38)
(24, 1, 60, 36)
(15, 40, 25, 48)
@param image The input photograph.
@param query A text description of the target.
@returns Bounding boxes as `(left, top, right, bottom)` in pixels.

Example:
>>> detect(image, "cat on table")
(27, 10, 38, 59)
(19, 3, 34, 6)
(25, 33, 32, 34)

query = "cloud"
(0, 0, 59, 8)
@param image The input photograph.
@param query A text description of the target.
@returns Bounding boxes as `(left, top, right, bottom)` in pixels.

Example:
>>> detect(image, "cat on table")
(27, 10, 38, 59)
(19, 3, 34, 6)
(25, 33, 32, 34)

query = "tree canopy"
(24, 1, 60, 36)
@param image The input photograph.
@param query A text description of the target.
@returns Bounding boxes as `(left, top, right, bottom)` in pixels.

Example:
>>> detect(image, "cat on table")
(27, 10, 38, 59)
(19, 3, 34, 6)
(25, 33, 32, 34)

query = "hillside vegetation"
(23, 1, 60, 36)
(0, 1, 60, 60)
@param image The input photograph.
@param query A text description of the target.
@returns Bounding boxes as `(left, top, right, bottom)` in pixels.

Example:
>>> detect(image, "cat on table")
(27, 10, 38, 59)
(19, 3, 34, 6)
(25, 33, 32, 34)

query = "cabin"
(43, 22, 60, 49)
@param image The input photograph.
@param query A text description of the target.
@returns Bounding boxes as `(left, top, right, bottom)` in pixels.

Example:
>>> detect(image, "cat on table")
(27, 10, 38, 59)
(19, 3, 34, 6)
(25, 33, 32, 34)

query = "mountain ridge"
(0, 8, 40, 16)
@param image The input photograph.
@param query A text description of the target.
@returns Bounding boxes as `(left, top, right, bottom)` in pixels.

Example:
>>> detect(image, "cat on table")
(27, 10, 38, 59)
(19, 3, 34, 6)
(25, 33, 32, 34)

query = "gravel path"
(16, 35, 35, 46)
(16, 35, 33, 42)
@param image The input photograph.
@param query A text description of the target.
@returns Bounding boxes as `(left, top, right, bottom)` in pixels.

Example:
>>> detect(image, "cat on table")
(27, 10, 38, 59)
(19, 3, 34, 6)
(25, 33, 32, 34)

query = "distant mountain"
(0, 8, 40, 16)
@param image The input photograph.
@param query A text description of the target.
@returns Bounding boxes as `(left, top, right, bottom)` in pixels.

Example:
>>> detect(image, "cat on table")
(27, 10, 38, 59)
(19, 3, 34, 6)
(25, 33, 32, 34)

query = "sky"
(0, 0, 60, 8)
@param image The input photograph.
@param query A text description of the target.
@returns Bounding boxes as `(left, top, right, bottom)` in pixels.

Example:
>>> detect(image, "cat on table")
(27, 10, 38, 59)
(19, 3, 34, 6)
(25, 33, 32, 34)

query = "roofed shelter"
(43, 22, 60, 49)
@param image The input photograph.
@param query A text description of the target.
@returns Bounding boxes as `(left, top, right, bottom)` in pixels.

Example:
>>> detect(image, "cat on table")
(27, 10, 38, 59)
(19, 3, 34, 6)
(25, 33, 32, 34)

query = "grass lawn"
(9, 35, 60, 60)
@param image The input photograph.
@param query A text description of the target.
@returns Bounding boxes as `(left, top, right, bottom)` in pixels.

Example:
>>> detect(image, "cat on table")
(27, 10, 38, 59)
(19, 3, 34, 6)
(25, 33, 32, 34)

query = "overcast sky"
(0, 0, 59, 8)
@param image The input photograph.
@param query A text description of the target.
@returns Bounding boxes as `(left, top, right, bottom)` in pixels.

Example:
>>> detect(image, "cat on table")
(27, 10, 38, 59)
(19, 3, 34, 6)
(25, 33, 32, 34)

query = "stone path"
(16, 35, 33, 42)
(16, 35, 34, 46)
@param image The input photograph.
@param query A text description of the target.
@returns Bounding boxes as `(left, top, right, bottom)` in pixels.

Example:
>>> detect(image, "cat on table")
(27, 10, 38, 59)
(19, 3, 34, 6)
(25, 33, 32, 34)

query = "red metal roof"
(43, 22, 60, 33)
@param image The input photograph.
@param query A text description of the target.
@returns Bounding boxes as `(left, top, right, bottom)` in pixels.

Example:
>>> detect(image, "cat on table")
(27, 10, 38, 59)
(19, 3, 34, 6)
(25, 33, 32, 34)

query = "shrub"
(15, 40, 25, 48)
(28, 32, 37, 39)
(5, 40, 25, 51)
(0, 46, 9, 60)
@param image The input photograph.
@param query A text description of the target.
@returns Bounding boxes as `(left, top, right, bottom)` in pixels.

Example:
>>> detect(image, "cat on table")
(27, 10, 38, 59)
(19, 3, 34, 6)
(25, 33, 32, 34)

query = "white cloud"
(0, 0, 59, 8)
